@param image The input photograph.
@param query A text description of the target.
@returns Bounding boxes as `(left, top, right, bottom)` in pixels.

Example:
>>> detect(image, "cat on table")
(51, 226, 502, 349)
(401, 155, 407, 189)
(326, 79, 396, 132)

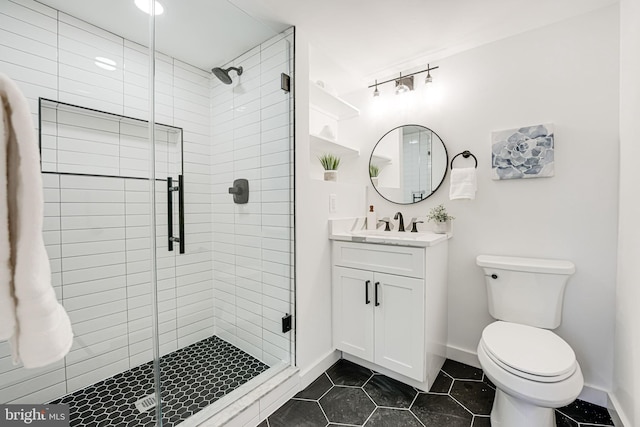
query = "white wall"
(294, 33, 366, 375)
(335, 6, 619, 404)
(612, 0, 640, 424)
(209, 29, 295, 368)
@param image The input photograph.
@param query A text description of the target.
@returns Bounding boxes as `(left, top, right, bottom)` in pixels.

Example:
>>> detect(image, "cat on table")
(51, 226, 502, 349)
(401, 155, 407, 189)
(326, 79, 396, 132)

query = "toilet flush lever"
(491, 274, 498, 279)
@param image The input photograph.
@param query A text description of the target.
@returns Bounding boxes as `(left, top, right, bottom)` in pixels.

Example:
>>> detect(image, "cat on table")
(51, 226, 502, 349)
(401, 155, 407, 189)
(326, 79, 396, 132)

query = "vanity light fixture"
(395, 74, 413, 95)
(369, 64, 439, 97)
(425, 66, 433, 85)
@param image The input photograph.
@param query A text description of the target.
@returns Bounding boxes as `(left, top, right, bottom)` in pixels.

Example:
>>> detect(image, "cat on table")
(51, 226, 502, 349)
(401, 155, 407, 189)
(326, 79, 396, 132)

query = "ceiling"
(37, 0, 618, 85)
(36, 0, 287, 71)
(237, 0, 618, 85)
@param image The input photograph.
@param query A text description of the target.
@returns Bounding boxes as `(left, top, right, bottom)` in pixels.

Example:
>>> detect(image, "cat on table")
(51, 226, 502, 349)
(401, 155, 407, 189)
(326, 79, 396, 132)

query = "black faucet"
(394, 212, 405, 232)
(378, 219, 392, 231)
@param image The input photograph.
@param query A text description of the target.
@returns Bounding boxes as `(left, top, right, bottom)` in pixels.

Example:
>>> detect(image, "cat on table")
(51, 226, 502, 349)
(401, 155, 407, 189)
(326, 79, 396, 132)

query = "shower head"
(212, 66, 243, 84)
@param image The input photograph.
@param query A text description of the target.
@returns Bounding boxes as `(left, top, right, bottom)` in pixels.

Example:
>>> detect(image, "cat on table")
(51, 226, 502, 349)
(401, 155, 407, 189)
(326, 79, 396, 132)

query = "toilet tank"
(476, 255, 575, 329)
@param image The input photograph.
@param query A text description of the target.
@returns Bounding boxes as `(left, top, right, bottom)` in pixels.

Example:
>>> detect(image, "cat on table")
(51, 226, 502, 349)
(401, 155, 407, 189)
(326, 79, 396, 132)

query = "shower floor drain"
(135, 394, 157, 413)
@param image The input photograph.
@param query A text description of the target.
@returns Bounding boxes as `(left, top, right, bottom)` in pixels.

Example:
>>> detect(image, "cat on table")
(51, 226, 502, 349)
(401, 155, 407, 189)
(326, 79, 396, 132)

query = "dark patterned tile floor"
(261, 359, 615, 427)
(50, 336, 268, 427)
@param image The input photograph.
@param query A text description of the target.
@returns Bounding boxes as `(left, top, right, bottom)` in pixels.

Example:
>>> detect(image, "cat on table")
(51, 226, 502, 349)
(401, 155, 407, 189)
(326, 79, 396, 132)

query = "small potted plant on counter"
(319, 153, 340, 182)
(427, 204, 454, 234)
(369, 164, 380, 186)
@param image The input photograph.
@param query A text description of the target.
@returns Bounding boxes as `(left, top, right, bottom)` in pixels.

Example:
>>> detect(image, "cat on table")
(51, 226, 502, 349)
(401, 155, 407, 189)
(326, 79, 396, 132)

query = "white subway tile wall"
(0, 0, 293, 406)
(211, 29, 294, 368)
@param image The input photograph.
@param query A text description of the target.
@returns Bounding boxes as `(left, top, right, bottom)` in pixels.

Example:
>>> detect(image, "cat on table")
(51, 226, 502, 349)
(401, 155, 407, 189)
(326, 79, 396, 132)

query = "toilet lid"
(482, 322, 577, 382)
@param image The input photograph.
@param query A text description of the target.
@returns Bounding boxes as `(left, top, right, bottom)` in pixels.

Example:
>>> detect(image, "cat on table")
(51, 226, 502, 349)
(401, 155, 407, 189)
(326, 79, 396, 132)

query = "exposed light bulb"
(372, 80, 380, 97)
(135, 0, 164, 15)
(425, 71, 433, 85)
(395, 82, 409, 95)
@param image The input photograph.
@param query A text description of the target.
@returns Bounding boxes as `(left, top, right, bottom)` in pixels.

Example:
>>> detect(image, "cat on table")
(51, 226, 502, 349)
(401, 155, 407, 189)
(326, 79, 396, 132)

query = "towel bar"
(450, 150, 478, 169)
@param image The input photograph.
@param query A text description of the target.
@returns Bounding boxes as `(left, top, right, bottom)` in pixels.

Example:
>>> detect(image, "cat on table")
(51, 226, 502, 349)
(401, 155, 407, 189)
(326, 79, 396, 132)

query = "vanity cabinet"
(331, 240, 448, 389)
(333, 267, 425, 379)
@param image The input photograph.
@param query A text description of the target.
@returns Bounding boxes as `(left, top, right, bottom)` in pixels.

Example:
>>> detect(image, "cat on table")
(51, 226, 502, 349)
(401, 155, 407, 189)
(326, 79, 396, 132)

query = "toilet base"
(491, 388, 556, 427)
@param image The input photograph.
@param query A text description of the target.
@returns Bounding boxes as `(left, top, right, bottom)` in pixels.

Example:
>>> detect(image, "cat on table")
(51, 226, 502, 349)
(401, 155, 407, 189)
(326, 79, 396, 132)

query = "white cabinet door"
(373, 272, 425, 381)
(332, 267, 374, 361)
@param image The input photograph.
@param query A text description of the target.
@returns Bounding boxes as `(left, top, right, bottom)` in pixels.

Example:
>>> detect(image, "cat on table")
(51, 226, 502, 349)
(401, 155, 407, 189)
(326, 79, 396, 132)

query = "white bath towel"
(449, 167, 477, 200)
(0, 73, 73, 368)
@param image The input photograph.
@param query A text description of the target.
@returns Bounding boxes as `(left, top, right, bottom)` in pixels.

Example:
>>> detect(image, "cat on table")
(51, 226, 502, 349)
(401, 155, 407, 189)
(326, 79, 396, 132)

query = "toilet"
(476, 255, 584, 427)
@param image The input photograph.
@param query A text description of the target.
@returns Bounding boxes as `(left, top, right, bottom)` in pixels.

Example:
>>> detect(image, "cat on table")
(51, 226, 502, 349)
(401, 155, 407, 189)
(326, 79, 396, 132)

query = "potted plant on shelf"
(427, 204, 455, 234)
(369, 164, 380, 186)
(319, 153, 340, 182)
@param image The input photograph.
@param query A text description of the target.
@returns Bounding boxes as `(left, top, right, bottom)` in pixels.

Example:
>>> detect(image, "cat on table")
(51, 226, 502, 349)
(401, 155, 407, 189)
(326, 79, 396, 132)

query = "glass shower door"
(149, 2, 295, 424)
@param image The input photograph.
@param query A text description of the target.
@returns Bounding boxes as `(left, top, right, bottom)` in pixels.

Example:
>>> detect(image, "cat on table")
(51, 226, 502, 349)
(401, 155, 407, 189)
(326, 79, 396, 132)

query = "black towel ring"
(450, 150, 478, 170)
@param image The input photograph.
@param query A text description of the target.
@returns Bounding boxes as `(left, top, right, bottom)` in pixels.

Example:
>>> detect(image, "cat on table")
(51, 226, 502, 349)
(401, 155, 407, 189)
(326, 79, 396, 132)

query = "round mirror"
(369, 125, 448, 204)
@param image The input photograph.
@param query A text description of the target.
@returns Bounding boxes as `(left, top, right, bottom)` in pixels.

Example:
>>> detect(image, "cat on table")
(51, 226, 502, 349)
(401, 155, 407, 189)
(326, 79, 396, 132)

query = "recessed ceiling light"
(95, 56, 117, 71)
(135, 0, 164, 15)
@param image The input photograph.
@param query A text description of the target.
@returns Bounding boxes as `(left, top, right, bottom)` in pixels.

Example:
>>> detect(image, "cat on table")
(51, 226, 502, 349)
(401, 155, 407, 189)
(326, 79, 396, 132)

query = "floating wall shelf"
(310, 134, 359, 157)
(309, 81, 360, 120)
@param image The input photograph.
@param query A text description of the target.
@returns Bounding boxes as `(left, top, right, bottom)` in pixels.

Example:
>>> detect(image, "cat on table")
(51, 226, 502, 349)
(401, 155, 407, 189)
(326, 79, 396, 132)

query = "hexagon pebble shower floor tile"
(260, 359, 615, 427)
(50, 336, 268, 427)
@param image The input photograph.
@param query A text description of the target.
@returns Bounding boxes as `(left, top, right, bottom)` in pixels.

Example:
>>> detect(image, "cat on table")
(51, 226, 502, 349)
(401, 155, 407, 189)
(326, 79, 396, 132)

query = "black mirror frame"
(369, 124, 449, 205)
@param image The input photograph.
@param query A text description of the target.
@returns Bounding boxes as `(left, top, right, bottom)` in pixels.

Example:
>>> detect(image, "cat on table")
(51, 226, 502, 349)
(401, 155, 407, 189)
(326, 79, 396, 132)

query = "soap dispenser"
(367, 205, 377, 230)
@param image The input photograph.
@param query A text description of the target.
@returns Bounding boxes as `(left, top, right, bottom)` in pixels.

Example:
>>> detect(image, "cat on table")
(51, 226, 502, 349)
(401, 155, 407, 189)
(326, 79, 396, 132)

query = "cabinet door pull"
(365, 280, 371, 304)
(374, 281, 380, 306)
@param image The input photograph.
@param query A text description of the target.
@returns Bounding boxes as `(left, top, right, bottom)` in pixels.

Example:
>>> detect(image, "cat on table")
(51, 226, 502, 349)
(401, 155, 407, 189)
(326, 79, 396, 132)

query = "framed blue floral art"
(491, 123, 554, 180)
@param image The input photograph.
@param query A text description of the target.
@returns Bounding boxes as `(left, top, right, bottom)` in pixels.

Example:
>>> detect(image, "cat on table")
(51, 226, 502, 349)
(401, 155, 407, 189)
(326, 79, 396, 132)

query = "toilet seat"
(481, 321, 577, 383)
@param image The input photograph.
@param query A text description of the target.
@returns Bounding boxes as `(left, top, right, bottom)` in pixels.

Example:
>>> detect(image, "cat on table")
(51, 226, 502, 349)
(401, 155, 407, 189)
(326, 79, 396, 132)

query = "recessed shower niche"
(39, 98, 183, 180)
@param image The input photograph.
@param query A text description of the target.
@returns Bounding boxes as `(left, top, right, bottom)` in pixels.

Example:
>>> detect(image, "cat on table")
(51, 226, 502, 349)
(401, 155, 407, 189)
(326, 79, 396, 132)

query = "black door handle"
(168, 177, 175, 252)
(374, 281, 380, 306)
(167, 175, 185, 254)
(365, 280, 371, 304)
(178, 174, 184, 254)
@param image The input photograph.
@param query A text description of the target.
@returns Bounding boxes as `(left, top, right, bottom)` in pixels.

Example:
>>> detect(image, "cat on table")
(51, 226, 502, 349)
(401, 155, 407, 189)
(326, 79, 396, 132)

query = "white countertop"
(329, 218, 450, 248)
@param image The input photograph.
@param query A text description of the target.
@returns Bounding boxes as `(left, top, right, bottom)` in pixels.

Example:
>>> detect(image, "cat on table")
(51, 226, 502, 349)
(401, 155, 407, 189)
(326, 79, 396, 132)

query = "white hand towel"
(0, 73, 73, 368)
(449, 167, 477, 200)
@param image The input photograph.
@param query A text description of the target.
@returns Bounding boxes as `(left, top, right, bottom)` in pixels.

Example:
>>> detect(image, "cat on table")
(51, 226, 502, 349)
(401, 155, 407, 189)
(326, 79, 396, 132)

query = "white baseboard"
(298, 349, 341, 389)
(608, 393, 632, 427)
(577, 383, 608, 407)
(446, 344, 481, 369)
(445, 345, 609, 408)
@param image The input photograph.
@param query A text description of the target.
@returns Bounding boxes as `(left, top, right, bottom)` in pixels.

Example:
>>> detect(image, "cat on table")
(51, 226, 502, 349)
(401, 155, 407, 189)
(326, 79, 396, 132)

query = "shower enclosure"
(0, 0, 294, 425)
